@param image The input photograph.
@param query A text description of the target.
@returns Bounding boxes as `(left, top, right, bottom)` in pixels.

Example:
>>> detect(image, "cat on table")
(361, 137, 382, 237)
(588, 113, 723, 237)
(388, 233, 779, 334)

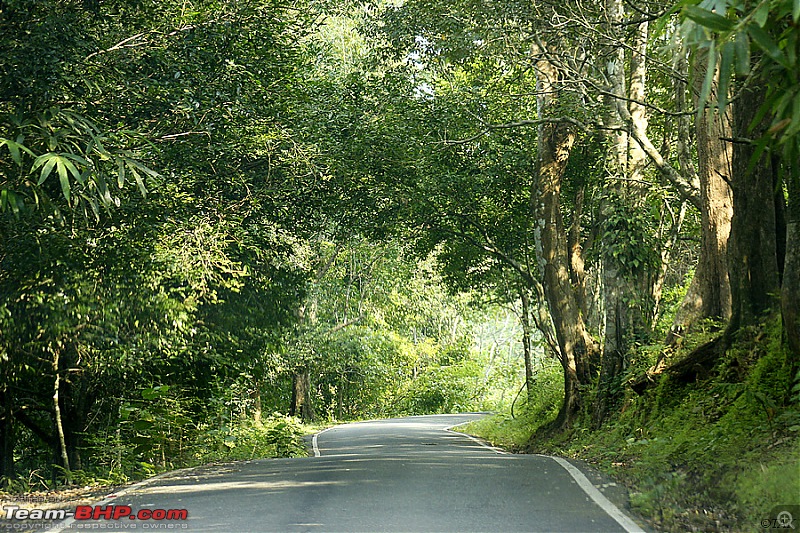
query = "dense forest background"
(1, 0, 798, 530)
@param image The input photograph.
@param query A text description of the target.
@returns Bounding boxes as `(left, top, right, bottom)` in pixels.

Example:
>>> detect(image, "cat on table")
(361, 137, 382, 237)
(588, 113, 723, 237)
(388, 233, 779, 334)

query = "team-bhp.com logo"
(3, 504, 188, 529)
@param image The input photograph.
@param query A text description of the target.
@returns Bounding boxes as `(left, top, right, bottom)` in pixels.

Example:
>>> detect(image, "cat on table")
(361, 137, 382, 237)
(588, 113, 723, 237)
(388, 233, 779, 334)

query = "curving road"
(52, 414, 645, 532)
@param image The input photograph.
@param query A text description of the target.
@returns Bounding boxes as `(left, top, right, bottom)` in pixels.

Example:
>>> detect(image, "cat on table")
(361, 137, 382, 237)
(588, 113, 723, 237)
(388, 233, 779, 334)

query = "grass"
(462, 317, 800, 532)
(0, 414, 309, 496)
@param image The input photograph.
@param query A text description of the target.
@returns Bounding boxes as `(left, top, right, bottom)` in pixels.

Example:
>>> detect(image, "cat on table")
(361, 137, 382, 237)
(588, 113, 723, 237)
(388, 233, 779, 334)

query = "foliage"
(679, 0, 800, 173)
(395, 359, 484, 415)
(457, 359, 564, 450)
(2, 3, 796, 530)
(195, 414, 307, 462)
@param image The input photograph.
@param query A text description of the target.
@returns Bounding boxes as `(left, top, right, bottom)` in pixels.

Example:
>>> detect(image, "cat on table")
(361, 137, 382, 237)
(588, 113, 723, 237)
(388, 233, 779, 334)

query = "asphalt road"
(51, 414, 645, 532)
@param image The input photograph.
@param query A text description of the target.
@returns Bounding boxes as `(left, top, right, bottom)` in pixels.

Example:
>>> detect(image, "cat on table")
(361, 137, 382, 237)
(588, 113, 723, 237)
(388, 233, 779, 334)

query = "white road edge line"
(443, 424, 509, 455)
(544, 455, 645, 533)
(50, 469, 176, 532)
(312, 427, 334, 457)
(441, 420, 643, 533)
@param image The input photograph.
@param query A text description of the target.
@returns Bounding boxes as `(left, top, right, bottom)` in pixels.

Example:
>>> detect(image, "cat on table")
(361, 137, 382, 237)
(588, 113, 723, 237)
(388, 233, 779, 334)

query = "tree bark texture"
(728, 83, 782, 332)
(782, 177, 800, 356)
(595, 9, 651, 425)
(52, 349, 71, 477)
(532, 45, 600, 429)
(290, 369, 314, 422)
(668, 52, 733, 343)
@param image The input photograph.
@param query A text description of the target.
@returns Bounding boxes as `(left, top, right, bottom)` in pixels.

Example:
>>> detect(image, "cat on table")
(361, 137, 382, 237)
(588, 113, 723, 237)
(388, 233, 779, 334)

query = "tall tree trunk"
(782, 177, 800, 356)
(532, 44, 600, 430)
(290, 369, 314, 422)
(52, 349, 70, 480)
(62, 367, 89, 472)
(568, 186, 587, 319)
(668, 50, 733, 343)
(595, 11, 651, 425)
(727, 83, 781, 332)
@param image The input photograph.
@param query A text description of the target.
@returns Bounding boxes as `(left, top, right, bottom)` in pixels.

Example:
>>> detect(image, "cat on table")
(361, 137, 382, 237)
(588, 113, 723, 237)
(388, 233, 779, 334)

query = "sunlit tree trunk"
(52, 349, 70, 481)
(668, 50, 733, 343)
(568, 186, 587, 319)
(532, 44, 600, 429)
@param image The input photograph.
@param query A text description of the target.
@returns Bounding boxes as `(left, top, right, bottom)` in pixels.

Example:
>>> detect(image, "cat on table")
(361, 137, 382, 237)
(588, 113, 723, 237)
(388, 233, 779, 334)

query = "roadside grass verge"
(462, 319, 800, 532)
(0, 414, 308, 498)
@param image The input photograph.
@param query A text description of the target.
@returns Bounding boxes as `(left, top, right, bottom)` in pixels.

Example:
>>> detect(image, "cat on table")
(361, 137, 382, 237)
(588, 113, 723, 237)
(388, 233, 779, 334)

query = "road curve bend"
(51, 414, 646, 532)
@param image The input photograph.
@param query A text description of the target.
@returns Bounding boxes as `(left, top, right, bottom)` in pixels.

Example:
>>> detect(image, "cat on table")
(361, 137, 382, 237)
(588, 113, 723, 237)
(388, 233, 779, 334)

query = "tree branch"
(615, 98, 702, 210)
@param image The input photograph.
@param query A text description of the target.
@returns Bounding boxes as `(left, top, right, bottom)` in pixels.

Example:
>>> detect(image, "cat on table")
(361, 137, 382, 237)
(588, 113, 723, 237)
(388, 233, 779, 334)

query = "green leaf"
(684, 6, 734, 32)
(718, 41, 734, 112)
(0, 138, 31, 165)
(734, 31, 751, 75)
(0, 189, 22, 217)
(795, 0, 800, 23)
(698, 40, 718, 115)
(57, 159, 72, 203)
(653, 0, 697, 37)
(84, 194, 100, 221)
(63, 152, 90, 168)
(754, 1, 770, 27)
(134, 420, 155, 431)
(785, 91, 800, 138)
(60, 157, 83, 184)
(129, 166, 147, 197)
(33, 154, 58, 185)
(747, 24, 788, 68)
(117, 158, 125, 188)
(141, 385, 170, 400)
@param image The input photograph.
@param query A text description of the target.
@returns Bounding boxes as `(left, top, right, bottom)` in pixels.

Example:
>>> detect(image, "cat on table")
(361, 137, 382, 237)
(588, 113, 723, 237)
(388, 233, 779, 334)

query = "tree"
(1, 0, 321, 483)
(679, 0, 800, 355)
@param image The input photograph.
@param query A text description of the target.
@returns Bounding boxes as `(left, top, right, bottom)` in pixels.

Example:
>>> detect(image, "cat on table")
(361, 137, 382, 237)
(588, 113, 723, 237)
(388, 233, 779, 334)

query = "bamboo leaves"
(1, 111, 159, 217)
(680, 0, 800, 167)
(683, 5, 734, 31)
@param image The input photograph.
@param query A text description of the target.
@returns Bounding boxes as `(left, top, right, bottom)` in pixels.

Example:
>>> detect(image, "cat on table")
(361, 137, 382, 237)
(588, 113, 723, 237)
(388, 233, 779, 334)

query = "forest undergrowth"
(463, 316, 800, 532)
(0, 414, 308, 501)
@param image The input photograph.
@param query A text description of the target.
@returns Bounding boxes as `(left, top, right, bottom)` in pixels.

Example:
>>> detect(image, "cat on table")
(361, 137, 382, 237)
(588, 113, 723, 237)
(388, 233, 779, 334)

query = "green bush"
(457, 360, 563, 450)
(194, 414, 308, 461)
(395, 359, 485, 414)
